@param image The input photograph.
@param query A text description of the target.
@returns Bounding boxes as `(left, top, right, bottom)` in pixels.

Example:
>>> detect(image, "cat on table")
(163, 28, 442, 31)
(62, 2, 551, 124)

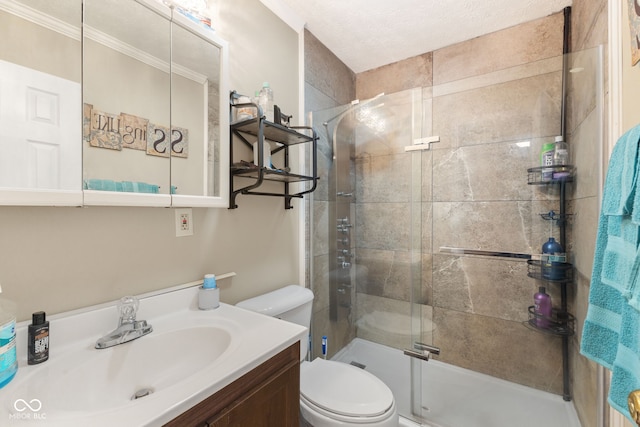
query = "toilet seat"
(300, 358, 394, 419)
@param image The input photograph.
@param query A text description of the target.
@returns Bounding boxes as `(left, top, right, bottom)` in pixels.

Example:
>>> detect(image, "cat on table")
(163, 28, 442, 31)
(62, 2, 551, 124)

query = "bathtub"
(333, 338, 581, 427)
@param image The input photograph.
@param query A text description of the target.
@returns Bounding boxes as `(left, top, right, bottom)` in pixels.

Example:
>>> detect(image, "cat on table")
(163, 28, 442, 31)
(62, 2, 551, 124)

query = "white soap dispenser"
(198, 274, 219, 310)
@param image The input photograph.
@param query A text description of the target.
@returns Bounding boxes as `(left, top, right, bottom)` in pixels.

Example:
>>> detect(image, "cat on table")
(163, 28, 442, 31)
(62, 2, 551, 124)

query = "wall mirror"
(83, 0, 172, 206)
(0, 0, 228, 207)
(0, 0, 83, 205)
(83, 0, 228, 207)
(170, 10, 227, 207)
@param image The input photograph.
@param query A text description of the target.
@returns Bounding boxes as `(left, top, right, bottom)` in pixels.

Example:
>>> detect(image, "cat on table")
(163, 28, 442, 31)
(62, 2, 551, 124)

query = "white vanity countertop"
(0, 284, 307, 426)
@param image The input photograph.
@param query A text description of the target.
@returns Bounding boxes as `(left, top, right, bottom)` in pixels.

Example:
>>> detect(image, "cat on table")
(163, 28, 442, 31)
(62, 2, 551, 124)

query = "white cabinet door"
(0, 59, 81, 191)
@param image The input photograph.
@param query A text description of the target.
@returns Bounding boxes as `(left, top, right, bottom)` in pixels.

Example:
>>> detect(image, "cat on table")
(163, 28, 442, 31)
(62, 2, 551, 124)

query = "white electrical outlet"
(175, 208, 193, 237)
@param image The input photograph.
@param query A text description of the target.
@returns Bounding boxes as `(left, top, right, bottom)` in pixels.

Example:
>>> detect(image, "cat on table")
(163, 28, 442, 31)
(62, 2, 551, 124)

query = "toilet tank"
(236, 285, 313, 360)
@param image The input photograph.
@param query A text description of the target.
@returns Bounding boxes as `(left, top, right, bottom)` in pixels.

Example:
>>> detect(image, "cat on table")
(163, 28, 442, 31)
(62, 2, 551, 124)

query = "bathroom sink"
(17, 326, 231, 412)
(10, 324, 232, 413)
(0, 286, 307, 427)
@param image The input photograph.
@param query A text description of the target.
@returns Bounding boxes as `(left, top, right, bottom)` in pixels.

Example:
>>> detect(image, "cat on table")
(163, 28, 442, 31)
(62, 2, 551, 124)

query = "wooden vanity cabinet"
(164, 342, 300, 427)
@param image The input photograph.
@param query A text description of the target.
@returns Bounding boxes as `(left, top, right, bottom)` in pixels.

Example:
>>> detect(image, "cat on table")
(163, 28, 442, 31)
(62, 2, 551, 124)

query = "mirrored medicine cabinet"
(0, 0, 229, 207)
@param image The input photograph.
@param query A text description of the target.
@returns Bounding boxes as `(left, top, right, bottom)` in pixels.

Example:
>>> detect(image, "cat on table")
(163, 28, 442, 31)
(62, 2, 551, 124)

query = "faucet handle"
(118, 296, 139, 324)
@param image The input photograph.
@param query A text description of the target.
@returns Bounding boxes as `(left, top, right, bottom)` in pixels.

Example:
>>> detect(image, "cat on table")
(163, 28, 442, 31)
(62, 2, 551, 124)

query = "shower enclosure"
(308, 46, 602, 426)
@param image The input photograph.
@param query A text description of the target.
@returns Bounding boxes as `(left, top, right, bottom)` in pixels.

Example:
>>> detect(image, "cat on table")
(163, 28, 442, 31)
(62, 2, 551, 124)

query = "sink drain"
(131, 387, 154, 400)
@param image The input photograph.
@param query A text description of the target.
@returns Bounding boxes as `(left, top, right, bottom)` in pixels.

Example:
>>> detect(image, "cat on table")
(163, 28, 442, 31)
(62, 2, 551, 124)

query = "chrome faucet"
(95, 296, 153, 349)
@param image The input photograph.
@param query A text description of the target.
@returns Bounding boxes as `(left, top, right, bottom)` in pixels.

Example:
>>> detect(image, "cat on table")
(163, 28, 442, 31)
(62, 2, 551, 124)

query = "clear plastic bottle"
(540, 142, 555, 181)
(0, 284, 18, 388)
(258, 82, 274, 122)
(553, 135, 569, 166)
(552, 135, 570, 179)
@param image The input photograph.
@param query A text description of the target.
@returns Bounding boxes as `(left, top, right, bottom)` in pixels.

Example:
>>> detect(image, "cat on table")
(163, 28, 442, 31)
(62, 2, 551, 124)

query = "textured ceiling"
(278, 0, 573, 73)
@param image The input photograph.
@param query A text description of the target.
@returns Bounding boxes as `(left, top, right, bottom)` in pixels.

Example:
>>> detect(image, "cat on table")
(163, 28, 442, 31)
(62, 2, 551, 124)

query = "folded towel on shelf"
(83, 179, 159, 194)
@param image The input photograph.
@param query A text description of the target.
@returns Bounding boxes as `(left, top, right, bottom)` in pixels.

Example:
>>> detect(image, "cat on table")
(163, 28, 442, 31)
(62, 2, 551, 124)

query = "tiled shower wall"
(304, 30, 356, 359)
(304, 3, 606, 425)
(355, 13, 567, 394)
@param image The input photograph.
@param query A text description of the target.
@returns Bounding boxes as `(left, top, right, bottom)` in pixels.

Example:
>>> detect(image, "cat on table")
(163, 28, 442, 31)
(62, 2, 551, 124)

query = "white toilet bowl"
(299, 358, 398, 427)
(236, 285, 398, 426)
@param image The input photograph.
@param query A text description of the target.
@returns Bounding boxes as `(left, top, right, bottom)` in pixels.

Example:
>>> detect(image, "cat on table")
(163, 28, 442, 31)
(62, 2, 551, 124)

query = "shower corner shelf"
(526, 259, 573, 283)
(524, 306, 575, 337)
(527, 165, 575, 185)
(526, 162, 574, 401)
(229, 99, 319, 209)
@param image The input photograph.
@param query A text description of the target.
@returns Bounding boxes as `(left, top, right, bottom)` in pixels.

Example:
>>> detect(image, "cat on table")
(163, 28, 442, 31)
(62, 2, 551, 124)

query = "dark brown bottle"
(28, 311, 49, 365)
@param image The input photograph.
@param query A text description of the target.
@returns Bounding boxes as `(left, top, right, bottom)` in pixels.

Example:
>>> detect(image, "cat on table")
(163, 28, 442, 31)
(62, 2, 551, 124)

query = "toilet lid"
(300, 358, 394, 417)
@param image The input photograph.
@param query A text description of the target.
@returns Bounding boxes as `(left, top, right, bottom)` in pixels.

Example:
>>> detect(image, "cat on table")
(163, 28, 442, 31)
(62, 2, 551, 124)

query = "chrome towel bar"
(439, 246, 542, 261)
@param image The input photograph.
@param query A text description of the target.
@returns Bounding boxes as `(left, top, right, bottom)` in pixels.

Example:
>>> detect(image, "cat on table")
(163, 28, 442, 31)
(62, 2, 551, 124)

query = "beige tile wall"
(304, 29, 357, 359)
(352, 12, 574, 396)
(305, 6, 605, 420)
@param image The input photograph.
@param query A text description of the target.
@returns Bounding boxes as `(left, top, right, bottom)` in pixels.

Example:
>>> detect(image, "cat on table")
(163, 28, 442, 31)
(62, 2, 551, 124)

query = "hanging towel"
(627, 124, 640, 309)
(602, 125, 640, 216)
(629, 248, 640, 310)
(609, 302, 640, 417)
(581, 124, 640, 421)
(580, 212, 628, 368)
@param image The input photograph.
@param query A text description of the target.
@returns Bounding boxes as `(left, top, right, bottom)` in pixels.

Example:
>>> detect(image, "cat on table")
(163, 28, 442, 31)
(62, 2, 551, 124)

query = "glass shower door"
(309, 87, 433, 423)
(405, 87, 436, 423)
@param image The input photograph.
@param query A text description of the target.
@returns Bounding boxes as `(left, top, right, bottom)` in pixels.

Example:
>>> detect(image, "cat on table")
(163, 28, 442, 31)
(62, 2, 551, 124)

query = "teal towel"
(581, 212, 626, 369)
(629, 249, 640, 310)
(609, 303, 640, 418)
(602, 125, 640, 216)
(602, 217, 640, 300)
(581, 123, 640, 423)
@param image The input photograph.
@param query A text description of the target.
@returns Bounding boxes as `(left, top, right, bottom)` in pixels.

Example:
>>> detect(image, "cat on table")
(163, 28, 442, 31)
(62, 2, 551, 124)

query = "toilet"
(236, 285, 398, 427)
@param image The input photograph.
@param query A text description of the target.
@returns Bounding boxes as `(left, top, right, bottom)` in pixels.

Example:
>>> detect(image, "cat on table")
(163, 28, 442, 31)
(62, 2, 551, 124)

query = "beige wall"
(0, 10, 80, 83)
(0, 0, 301, 321)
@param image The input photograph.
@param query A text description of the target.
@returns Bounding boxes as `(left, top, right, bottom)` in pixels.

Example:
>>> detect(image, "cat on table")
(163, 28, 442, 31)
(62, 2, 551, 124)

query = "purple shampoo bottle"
(534, 287, 552, 328)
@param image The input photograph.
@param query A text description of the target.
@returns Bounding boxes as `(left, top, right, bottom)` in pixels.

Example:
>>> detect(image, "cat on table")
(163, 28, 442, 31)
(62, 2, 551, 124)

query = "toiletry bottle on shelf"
(540, 142, 555, 181)
(0, 284, 17, 388)
(234, 95, 256, 122)
(553, 135, 569, 166)
(542, 237, 563, 280)
(534, 287, 552, 328)
(28, 311, 49, 365)
(553, 136, 570, 178)
(258, 82, 274, 122)
(322, 335, 327, 359)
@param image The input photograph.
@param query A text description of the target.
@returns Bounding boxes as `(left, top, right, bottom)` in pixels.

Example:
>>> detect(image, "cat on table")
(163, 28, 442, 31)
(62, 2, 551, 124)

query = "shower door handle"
(414, 342, 440, 355)
(403, 348, 433, 362)
(404, 342, 440, 362)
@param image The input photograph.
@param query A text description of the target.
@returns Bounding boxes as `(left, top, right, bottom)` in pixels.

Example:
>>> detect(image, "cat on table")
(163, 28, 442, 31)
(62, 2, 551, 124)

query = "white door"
(0, 59, 81, 190)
